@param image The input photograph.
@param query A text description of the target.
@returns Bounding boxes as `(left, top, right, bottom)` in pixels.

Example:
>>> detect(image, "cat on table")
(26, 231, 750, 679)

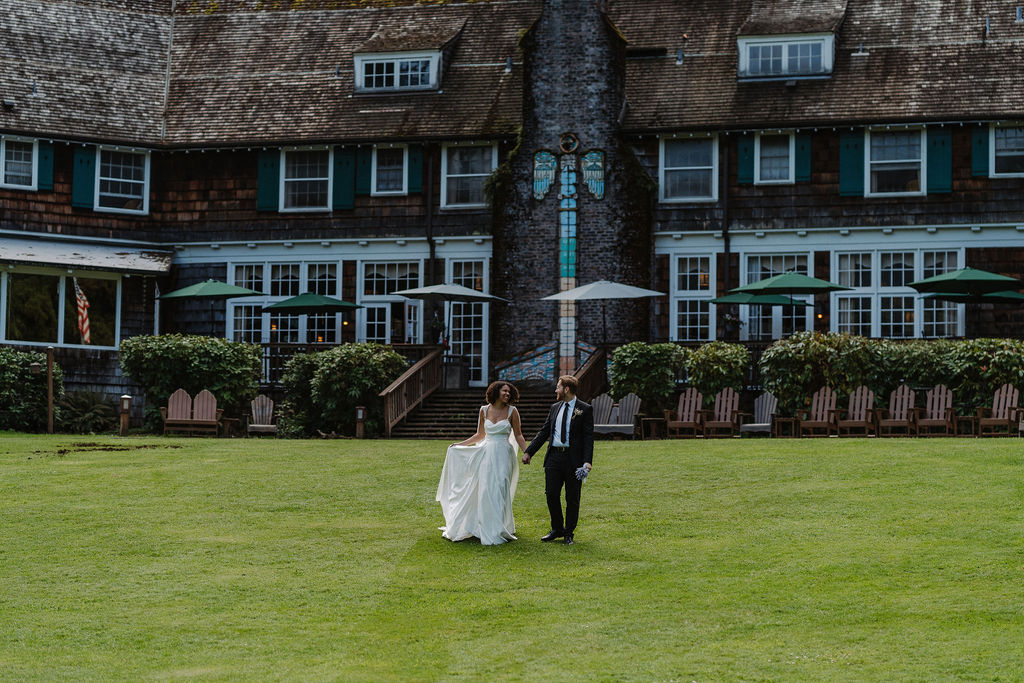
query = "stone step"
(391, 389, 554, 439)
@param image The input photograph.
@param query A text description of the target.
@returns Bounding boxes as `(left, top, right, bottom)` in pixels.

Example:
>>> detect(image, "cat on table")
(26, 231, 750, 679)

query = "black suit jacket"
(526, 399, 594, 468)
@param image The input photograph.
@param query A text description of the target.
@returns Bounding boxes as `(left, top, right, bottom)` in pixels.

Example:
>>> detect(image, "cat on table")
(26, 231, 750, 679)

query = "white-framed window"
(672, 255, 713, 341)
(743, 254, 810, 341)
(372, 145, 408, 196)
(867, 129, 925, 196)
(354, 51, 440, 93)
(660, 135, 718, 203)
(831, 249, 961, 339)
(280, 147, 332, 212)
(755, 132, 794, 184)
(441, 143, 497, 208)
(991, 124, 1024, 177)
(1, 137, 37, 189)
(359, 261, 421, 344)
(229, 261, 345, 346)
(96, 148, 150, 214)
(449, 259, 488, 384)
(1, 268, 121, 348)
(738, 34, 834, 78)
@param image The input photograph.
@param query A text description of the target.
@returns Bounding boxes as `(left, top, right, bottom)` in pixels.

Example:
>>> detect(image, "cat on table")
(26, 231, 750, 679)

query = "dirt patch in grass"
(32, 443, 184, 458)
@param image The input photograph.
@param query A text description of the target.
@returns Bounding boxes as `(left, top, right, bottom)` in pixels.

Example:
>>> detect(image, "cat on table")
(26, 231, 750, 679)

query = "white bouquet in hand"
(574, 466, 589, 482)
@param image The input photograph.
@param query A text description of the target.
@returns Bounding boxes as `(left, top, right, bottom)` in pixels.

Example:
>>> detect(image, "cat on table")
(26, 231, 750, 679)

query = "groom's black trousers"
(544, 448, 582, 534)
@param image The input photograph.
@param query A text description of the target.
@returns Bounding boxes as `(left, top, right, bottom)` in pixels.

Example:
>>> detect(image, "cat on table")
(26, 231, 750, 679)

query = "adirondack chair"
(916, 384, 955, 436)
(160, 389, 194, 434)
(798, 386, 837, 437)
(189, 389, 223, 435)
(590, 393, 614, 426)
(833, 385, 875, 436)
(699, 387, 741, 437)
(595, 392, 641, 438)
(876, 385, 916, 437)
(976, 383, 1020, 436)
(246, 394, 278, 436)
(739, 391, 777, 436)
(664, 387, 703, 438)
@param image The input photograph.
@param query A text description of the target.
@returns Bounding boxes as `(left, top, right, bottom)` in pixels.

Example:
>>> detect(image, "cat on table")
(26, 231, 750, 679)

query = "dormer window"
(738, 34, 834, 79)
(354, 51, 440, 92)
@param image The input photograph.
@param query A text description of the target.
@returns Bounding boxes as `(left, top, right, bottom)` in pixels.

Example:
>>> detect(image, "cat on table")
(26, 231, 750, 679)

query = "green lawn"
(1, 434, 1022, 681)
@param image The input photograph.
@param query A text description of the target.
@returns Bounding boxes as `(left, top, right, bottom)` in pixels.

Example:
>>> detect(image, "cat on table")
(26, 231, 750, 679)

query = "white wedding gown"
(436, 407, 520, 545)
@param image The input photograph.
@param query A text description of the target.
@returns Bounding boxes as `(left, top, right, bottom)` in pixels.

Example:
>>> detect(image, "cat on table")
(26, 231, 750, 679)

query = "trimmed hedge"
(0, 346, 65, 432)
(278, 343, 408, 438)
(609, 342, 686, 414)
(759, 333, 1024, 416)
(685, 341, 750, 405)
(119, 334, 261, 430)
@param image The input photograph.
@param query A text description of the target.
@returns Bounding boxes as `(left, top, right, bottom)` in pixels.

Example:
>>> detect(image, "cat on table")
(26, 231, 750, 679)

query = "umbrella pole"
(602, 301, 607, 346)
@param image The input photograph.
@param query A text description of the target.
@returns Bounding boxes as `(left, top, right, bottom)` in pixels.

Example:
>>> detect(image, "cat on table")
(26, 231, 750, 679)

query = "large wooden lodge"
(1, 0, 1023, 401)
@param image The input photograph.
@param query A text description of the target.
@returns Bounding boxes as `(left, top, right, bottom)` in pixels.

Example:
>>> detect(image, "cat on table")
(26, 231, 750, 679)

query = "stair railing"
(378, 347, 445, 437)
(574, 347, 608, 401)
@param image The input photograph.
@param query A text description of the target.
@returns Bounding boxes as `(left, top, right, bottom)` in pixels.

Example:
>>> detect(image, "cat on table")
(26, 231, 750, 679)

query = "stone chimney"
(492, 0, 653, 377)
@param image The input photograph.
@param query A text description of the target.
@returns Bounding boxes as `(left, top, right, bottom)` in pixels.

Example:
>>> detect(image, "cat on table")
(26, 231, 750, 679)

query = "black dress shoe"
(540, 530, 563, 542)
(563, 534, 575, 545)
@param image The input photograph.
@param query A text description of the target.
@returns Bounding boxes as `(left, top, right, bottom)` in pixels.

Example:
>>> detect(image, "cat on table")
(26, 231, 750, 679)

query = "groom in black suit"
(523, 375, 594, 545)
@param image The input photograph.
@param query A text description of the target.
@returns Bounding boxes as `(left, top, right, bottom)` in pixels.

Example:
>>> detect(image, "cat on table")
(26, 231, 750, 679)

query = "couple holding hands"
(435, 375, 594, 546)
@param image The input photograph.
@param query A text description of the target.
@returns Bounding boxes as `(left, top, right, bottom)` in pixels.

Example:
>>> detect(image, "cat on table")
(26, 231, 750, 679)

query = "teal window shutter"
(71, 146, 96, 208)
(257, 150, 280, 211)
(971, 125, 990, 177)
(926, 129, 952, 194)
(737, 134, 754, 184)
(37, 141, 54, 191)
(795, 133, 812, 182)
(355, 148, 372, 195)
(839, 129, 864, 197)
(333, 147, 355, 210)
(407, 145, 423, 193)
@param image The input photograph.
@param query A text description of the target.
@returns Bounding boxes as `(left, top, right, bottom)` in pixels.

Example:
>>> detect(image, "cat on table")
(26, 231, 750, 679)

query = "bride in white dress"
(436, 381, 529, 545)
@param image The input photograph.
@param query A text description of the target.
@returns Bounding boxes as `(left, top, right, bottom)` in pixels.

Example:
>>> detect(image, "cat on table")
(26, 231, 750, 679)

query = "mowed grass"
(1, 434, 1023, 681)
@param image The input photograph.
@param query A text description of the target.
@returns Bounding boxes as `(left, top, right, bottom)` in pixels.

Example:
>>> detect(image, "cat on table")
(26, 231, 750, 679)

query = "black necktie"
(560, 402, 570, 445)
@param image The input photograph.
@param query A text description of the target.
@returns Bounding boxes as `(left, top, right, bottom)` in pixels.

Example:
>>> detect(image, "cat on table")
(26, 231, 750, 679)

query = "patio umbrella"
(729, 271, 851, 296)
(921, 290, 1024, 305)
(710, 292, 811, 307)
(908, 267, 1023, 295)
(393, 283, 508, 344)
(261, 292, 362, 314)
(159, 279, 264, 299)
(539, 279, 666, 344)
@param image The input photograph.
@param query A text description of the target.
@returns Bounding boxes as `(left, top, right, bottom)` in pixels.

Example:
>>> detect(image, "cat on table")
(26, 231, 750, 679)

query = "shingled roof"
(1, 0, 1021, 147)
(610, 0, 1024, 131)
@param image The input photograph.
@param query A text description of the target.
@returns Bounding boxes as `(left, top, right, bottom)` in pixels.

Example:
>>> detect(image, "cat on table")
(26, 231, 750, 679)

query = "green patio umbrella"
(729, 271, 851, 295)
(159, 279, 263, 299)
(909, 267, 1023, 295)
(921, 290, 1024, 305)
(261, 293, 362, 314)
(710, 292, 811, 306)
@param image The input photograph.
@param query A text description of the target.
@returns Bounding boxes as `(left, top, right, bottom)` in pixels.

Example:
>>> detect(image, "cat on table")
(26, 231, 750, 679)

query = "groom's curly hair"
(485, 381, 520, 406)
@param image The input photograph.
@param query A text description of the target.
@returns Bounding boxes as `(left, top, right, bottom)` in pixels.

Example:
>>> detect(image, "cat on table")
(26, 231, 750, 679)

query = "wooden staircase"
(390, 388, 555, 439)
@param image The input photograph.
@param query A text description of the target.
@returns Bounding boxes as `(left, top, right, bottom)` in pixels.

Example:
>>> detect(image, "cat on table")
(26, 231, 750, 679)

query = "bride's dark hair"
(485, 381, 519, 406)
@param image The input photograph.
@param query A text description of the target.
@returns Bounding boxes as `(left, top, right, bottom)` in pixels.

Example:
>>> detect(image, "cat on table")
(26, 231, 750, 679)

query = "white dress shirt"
(551, 397, 577, 448)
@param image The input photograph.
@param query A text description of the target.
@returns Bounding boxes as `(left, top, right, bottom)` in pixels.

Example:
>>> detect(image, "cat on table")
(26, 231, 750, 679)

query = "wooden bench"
(595, 392, 641, 439)
(161, 388, 223, 436)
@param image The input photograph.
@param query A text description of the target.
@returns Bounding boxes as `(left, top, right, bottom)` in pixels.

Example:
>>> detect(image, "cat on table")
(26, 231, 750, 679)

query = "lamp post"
(355, 406, 366, 439)
(120, 395, 132, 436)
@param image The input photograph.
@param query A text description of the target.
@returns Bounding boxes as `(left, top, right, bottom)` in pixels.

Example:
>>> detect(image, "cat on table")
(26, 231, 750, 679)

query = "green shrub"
(57, 391, 118, 434)
(685, 342, 750, 404)
(947, 338, 1024, 410)
(0, 346, 65, 432)
(609, 342, 686, 414)
(279, 343, 408, 437)
(759, 332, 882, 416)
(119, 335, 261, 430)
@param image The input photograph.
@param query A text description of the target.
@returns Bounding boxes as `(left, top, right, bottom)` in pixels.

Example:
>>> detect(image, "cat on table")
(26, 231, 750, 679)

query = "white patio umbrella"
(392, 283, 509, 344)
(539, 279, 666, 344)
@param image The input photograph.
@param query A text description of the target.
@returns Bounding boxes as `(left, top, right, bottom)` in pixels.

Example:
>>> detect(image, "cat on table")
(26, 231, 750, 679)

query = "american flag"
(73, 277, 90, 344)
